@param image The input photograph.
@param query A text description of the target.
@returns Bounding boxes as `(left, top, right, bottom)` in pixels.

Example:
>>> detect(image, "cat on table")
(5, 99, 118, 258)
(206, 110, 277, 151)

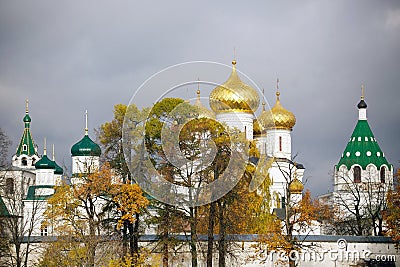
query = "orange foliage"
(112, 182, 149, 229)
(384, 183, 400, 243)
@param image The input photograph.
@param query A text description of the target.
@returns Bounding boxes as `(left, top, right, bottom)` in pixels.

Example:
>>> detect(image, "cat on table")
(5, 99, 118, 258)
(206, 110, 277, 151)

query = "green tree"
(143, 98, 194, 267)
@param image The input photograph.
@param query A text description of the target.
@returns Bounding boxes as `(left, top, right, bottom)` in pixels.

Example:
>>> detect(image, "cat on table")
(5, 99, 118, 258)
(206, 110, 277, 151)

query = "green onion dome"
(23, 114, 31, 123)
(53, 161, 64, 175)
(71, 135, 101, 157)
(35, 155, 55, 169)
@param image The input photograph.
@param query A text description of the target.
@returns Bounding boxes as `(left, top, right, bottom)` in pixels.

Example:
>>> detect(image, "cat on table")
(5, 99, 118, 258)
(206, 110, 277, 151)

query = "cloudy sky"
(1, 1, 399, 196)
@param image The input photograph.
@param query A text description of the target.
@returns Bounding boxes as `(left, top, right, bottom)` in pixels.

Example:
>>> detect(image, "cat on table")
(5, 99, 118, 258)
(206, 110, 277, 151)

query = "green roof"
(25, 185, 55, 201)
(71, 134, 101, 157)
(337, 120, 390, 170)
(16, 113, 37, 156)
(34, 155, 55, 169)
(53, 161, 63, 175)
(0, 197, 10, 217)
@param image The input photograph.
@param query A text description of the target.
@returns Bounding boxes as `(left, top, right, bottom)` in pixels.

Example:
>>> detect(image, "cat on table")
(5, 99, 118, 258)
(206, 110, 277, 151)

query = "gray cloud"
(0, 0, 399, 196)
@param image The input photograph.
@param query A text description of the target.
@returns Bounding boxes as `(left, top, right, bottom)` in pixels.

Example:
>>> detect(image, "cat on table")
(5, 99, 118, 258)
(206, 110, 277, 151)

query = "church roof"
(0, 196, 10, 217)
(16, 101, 37, 156)
(53, 161, 63, 175)
(259, 91, 296, 131)
(337, 98, 390, 170)
(34, 154, 55, 169)
(209, 60, 260, 114)
(25, 185, 55, 201)
(71, 135, 101, 157)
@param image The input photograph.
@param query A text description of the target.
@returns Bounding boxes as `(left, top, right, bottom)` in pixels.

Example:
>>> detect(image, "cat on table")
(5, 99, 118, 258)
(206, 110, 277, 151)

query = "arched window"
(21, 157, 27, 166)
(279, 136, 282, 151)
(31, 158, 36, 166)
(353, 166, 361, 183)
(6, 178, 14, 194)
(380, 166, 385, 183)
(22, 144, 27, 151)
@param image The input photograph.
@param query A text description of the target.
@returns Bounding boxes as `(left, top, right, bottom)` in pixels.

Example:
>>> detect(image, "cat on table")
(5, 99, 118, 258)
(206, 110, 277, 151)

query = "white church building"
(0, 60, 398, 266)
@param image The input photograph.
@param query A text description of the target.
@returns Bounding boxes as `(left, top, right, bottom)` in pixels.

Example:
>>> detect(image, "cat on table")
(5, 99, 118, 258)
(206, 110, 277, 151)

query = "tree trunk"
(128, 222, 134, 258)
(162, 205, 170, 267)
(207, 201, 216, 267)
(189, 206, 198, 267)
(86, 222, 97, 267)
(133, 213, 140, 255)
(217, 201, 226, 267)
(122, 221, 128, 257)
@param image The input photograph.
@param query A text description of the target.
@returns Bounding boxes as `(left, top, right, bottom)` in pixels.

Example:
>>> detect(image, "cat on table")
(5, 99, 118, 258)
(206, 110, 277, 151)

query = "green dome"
(337, 120, 390, 170)
(35, 155, 55, 169)
(23, 114, 31, 123)
(71, 135, 101, 157)
(53, 161, 63, 175)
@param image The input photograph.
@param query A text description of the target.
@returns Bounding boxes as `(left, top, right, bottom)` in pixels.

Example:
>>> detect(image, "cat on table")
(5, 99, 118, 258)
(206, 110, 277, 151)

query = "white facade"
(266, 129, 292, 159)
(216, 112, 254, 140)
(11, 154, 40, 170)
(71, 155, 100, 176)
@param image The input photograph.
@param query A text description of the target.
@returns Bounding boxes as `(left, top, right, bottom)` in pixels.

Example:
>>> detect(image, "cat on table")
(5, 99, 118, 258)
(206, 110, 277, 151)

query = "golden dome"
(259, 91, 296, 131)
(209, 60, 260, 114)
(253, 119, 264, 136)
(193, 89, 215, 119)
(289, 178, 304, 194)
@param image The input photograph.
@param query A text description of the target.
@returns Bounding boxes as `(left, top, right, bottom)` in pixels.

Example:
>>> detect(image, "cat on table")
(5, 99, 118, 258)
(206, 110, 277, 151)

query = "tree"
(331, 168, 392, 236)
(97, 103, 150, 263)
(0, 169, 43, 267)
(0, 128, 11, 169)
(255, 159, 331, 267)
(42, 162, 149, 267)
(144, 98, 199, 267)
(384, 169, 400, 244)
(195, 139, 271, 267)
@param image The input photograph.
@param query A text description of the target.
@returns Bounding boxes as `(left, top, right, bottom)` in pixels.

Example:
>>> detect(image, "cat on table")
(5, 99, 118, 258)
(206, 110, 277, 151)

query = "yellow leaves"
(112, 183, 149, 229)
(107, 249, 156, 267)
(73, 163, 114, 199)
(384, 184, 400, 242)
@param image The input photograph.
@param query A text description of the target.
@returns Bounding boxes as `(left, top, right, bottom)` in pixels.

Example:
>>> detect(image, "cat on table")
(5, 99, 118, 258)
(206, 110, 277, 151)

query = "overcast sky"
(1, 1, 399, 196)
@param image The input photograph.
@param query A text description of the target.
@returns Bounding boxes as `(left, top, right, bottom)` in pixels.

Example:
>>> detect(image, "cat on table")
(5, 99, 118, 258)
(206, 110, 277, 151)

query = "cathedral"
(0, 59, 397, 266)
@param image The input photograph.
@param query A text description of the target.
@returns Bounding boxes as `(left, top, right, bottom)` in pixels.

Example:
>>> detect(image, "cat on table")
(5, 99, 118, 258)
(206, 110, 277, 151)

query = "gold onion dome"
(259, 91, 296, 131)
(253, 119, 263, 136)
(193, 89, 215, 119)
(209, 60, 260, 114)
(289, 178, 304, 194)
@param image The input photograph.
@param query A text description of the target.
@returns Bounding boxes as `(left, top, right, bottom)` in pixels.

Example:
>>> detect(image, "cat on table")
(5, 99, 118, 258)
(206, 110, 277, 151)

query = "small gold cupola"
(259, 79, 296, 131)
(289, 178, 304, 194)
(193, 83, 215, 119)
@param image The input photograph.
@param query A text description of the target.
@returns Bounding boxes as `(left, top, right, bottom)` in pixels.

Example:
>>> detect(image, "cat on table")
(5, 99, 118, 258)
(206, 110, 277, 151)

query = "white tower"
(34, 139, 55, 185)
(257, 80, 304, 210)
(71, 110, 101, 182)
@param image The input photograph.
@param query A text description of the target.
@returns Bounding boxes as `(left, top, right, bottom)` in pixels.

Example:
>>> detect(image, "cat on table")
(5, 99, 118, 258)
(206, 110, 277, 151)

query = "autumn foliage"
(384, 169, 400, 244)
